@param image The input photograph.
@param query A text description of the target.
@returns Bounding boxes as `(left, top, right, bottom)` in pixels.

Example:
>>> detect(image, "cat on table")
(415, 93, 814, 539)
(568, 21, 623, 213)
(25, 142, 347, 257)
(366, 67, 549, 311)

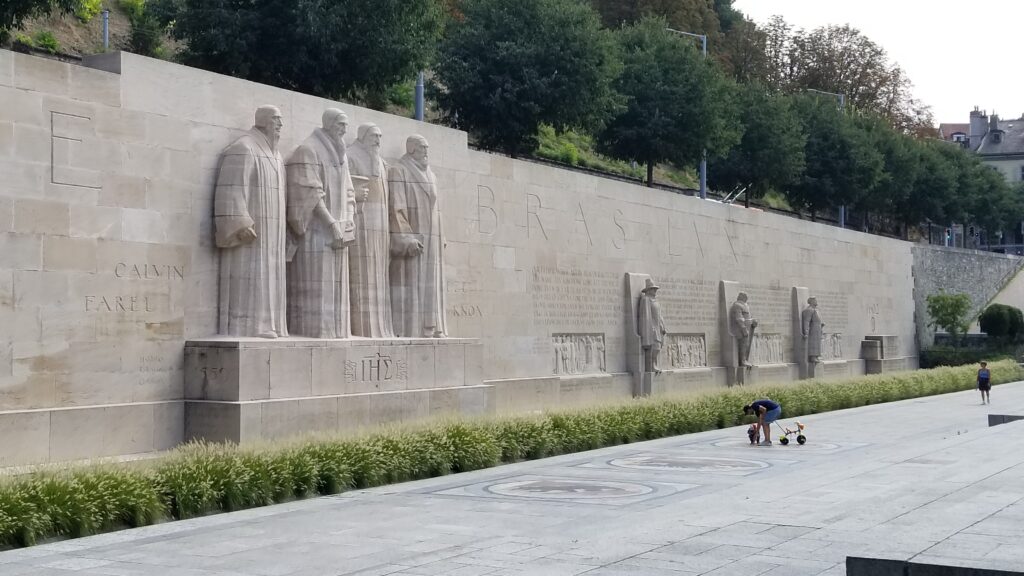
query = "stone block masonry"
(0, 49, 924, 465)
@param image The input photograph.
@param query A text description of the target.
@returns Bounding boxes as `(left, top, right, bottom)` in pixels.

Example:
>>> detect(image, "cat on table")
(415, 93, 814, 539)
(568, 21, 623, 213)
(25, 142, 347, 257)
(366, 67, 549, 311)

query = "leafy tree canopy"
(153, 0, 445, 105)
(708, 81, 805, 203)
(786, 95, 883, 215)
(433, 0, 622, 157)
(598, 16, 740, 185)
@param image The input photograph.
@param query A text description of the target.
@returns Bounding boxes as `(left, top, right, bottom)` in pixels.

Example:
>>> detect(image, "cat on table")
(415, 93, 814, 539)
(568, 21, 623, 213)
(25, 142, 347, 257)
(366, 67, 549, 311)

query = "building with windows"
(940, 108, 1024, 253)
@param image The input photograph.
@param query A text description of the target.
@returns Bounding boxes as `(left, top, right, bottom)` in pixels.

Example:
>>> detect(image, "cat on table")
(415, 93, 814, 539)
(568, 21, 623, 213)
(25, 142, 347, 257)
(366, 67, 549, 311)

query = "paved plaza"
(3, 384, 1024, 576)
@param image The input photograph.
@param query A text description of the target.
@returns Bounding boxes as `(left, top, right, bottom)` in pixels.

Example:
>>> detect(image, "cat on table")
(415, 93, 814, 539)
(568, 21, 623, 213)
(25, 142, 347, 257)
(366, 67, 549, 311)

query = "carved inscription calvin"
(345, 352, 408, 383)
(665, 334, 707, 369)
(51, 110, 101, 189)
(552, 333, 606, 375)
(114, 263, 185, 280)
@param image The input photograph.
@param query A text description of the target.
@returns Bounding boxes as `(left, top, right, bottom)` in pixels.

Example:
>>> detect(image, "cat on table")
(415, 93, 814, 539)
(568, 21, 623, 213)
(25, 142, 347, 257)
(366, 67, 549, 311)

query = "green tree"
(434, 0, 622, 157)
(785, 95, 883, 216)
(1, 0, 76, 33)
(762, 19, 934, 134)
(926, 292, 973, 347)
(708, 83, 804, 205)
(598, 16, 739, 186)
(156, 0, 445, 105)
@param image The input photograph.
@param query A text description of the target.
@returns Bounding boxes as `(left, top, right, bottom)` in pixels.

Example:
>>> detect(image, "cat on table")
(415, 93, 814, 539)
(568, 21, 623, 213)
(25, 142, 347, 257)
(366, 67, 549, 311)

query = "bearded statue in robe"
(284, 108, 357, 338)
(347, 123, 395, 338)
(214, 105, 288, 338)
(388, 135, 447, 338)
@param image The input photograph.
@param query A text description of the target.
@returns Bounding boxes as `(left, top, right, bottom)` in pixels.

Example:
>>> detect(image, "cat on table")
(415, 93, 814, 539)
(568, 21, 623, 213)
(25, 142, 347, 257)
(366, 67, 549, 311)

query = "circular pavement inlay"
(711, 439, 840, 451)
(485, 479, 653, 500)
(609, 454, 769, 472)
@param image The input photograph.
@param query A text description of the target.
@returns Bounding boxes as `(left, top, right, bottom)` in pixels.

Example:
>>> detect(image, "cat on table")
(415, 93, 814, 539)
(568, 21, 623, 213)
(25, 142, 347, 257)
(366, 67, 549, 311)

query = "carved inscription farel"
(85, 295, 154, 313)
(531, 267, 622, 328)
(552, 333, 606, 375)
(345, 352, 408, 383)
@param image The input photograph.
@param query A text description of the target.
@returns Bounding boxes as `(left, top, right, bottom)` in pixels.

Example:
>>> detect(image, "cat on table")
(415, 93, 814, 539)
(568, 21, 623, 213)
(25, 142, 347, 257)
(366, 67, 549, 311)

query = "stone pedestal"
(650, 367, 727, 395)
(719, 280, 743, 385)
(624, 273, 654, 396)
(184, 337, 489, 443)
(861, 335, 915, 375)
(744, 363, 799, 385)
(792, 286, 811, 379)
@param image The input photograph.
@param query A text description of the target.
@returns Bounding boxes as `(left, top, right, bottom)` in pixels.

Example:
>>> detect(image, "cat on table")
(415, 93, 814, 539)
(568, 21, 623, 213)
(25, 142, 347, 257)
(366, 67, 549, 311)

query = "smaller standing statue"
(637, 278, 667, 373)
(801, 296, 824, 377)
(729, 291, 757, 384)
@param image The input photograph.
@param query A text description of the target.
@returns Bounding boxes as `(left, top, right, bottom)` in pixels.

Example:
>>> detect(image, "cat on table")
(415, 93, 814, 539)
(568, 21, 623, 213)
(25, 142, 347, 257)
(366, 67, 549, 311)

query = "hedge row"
(1, 360, 1020, 548)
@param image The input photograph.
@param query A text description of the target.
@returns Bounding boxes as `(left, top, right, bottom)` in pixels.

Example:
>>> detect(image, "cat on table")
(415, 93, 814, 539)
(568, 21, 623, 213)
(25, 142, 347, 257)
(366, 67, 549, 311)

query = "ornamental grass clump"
(0, 360, 1021, 549)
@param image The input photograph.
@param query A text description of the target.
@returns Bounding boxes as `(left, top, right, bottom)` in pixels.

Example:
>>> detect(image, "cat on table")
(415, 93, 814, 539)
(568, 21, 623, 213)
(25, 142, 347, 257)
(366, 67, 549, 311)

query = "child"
(977, 361, 991, 404)
(747, 423, 761, 445)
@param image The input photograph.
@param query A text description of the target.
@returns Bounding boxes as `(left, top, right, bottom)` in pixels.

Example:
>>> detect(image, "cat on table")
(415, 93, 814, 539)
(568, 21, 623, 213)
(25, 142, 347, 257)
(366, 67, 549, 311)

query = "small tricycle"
(774, 420, 807, 445)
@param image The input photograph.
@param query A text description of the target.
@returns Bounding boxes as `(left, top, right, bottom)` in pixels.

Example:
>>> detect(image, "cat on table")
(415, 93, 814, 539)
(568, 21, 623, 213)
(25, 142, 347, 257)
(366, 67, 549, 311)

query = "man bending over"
(743, 398, 781, 446)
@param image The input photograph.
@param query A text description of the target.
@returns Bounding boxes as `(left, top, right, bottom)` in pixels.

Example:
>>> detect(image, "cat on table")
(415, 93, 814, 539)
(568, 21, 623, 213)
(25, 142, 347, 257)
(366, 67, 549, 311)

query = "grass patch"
(1, 361, 1021, 548)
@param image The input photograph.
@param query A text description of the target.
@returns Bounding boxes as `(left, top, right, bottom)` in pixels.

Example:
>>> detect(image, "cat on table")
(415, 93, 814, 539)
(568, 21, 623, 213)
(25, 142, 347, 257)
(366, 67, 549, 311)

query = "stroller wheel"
(779, 436, 790, 445)
(796, 435, 807, 445)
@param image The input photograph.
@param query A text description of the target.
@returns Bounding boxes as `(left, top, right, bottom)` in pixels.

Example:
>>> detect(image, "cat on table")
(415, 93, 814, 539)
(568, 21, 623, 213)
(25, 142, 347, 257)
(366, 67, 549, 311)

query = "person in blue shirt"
(743, 398, 781, 446)
(977, 361, 991, 404)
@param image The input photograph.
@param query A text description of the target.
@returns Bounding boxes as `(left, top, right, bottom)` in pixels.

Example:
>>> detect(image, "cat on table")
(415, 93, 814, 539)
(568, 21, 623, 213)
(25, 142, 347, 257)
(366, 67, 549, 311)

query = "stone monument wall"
(0, 50, 918, 465)
(911, 244, 1024, 347)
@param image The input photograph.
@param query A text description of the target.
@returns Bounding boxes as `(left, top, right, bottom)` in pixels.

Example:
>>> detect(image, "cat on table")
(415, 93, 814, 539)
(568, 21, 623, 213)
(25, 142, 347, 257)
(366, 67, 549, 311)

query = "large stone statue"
(801, 296, 824, 364)
(388, 135, 447, 338)
(637, 279, 667, 373)
(347, 123, 395, 338)
(284, 109, 357, 338)
(214, 105, 288, 338)
(729, 292, 757, 368)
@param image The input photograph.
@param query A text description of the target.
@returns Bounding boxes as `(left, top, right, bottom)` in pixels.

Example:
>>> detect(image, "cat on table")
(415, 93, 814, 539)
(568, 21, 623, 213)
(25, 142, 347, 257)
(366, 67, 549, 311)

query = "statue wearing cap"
(637, 278, 667, 373)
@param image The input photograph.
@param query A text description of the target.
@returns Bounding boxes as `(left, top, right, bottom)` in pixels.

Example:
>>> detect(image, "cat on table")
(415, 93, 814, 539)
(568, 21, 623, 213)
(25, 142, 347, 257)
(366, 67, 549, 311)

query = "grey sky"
(733, 0, 1024, 125)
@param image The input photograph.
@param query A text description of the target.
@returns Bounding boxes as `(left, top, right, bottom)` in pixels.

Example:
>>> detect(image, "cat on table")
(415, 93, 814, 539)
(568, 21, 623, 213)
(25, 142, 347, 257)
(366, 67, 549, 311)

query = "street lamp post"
(806, 89, 848, 228)
(666, 28, 708, 200)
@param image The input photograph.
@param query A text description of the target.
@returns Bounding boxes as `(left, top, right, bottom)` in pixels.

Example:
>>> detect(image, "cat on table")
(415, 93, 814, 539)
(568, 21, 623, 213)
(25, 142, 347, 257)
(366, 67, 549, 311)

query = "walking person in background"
(977, 361, 991, 404)
(743, 398, 782, 446)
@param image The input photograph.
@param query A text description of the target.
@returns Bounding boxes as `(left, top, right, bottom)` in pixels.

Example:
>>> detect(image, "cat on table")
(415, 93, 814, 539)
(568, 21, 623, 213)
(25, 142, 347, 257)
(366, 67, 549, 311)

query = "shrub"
(926, 292, 973, 346)
(119, 0, 146, 20)
(75, 0, 103, 22)
(1, 360, 1022, 549)
(920, 346, 1014, 369)
(979, 303, 1024, 342)
(31, 30, 60, 54)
